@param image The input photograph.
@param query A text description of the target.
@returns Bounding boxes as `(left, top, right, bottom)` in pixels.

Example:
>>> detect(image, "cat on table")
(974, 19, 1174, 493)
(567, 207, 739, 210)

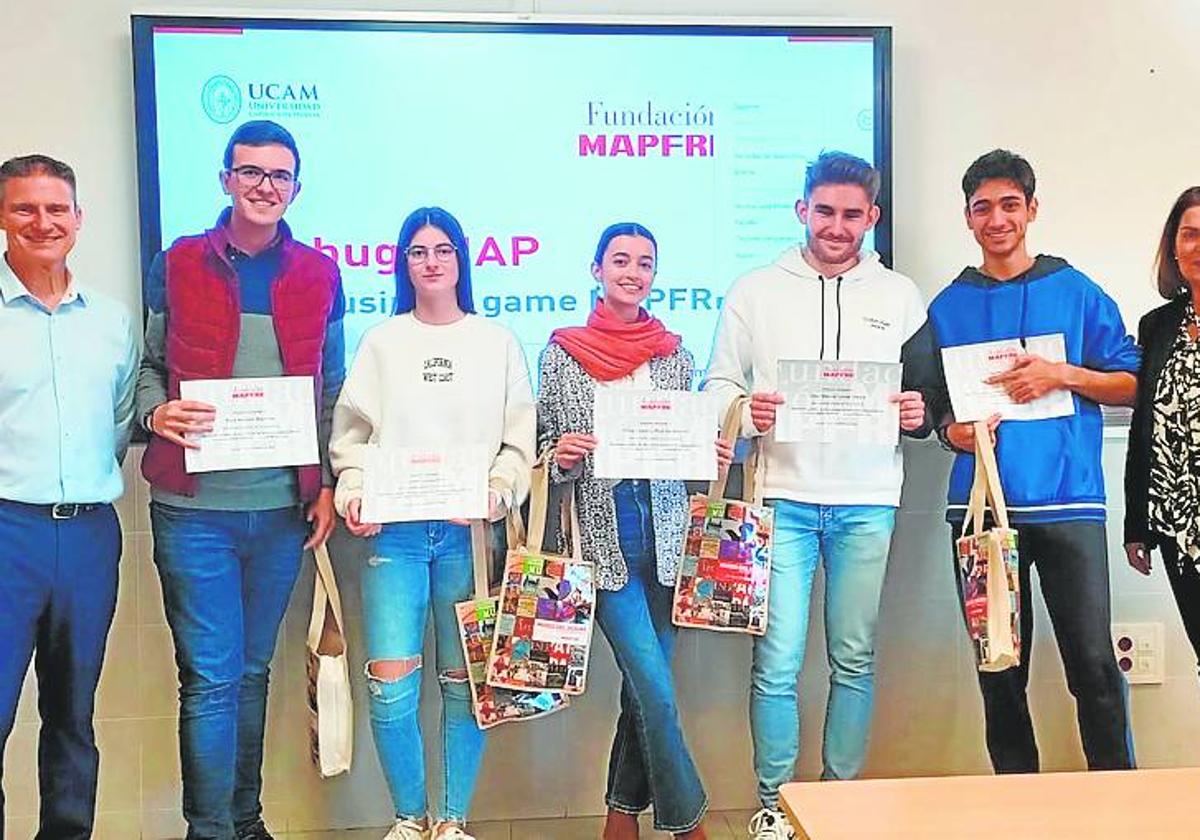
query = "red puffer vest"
(141, 221, 339, 502)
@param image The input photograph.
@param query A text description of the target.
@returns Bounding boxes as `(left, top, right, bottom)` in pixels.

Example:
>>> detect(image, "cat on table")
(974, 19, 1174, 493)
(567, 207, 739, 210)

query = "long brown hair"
(1156, 187, 1200, 299)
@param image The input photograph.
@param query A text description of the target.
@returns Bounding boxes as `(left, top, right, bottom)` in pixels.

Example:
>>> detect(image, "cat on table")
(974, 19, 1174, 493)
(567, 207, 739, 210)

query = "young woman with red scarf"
(537, 223, 733, 840)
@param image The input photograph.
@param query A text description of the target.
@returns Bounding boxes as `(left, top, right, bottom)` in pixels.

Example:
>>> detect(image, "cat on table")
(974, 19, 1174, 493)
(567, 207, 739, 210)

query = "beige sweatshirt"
(703, 247, 929, 507)
(329, 313, 535, 517)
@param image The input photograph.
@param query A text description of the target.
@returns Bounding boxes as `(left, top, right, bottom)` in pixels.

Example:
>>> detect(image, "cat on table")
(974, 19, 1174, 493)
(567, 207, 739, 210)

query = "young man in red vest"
(136, 120, 344, 840)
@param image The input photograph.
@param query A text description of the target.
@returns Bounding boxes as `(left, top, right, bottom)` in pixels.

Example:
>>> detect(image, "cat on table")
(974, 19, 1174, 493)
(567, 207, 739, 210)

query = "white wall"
(5, 0, 1199, 317)
(4, 1, 1200, 836)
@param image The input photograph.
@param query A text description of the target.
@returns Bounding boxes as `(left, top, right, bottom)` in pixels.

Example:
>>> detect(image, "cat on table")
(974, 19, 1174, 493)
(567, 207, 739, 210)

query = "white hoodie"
(703, 246, 933, 507)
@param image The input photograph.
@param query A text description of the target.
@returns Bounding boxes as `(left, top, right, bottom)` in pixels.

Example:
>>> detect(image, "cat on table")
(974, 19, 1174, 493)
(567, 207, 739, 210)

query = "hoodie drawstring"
(818, 274, 845, 360)
(1018, 276, 1030, 349)
(819, 275, 827, 360)
(835, 276, 843, 360)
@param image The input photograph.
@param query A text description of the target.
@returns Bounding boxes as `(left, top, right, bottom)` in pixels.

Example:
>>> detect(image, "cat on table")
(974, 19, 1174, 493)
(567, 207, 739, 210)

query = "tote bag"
(454, 517, 570, 728)
(486, 458, 596, 695)
(306, 543, 353, 778)
(956, 419, 1021, 672)
(673, 396, 773, 635)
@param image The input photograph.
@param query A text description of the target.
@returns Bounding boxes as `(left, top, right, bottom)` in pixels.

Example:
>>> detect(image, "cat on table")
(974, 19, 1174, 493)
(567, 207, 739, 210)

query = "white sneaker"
(383, 818, 428, 840)
(748, 807, 795, 840)
(432, 822, 475, 840)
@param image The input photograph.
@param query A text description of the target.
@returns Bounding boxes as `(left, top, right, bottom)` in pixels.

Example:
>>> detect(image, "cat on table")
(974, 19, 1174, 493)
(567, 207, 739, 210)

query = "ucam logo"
(246, 81, 322, 118)
(247, 82, 319, 102)
(201, 75, 242, 124)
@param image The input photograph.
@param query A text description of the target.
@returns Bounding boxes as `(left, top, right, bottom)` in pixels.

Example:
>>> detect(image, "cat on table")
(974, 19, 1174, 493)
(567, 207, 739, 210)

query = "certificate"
(775, 360, 902, 446)
(941, 334, 1075, 422)
(361, 445, 490, 523)
(181, 376, 318, 473)
(592, 390, 717, 481)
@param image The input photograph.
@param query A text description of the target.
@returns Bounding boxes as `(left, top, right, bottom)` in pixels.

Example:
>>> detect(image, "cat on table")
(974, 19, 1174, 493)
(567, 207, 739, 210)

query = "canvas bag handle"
(465, 474, 540, 600)
(469, 520, 490, 600)
(962, 420, 1011, 538)
(707, 396, 766, 506)
(468, 473, 538, 598)
(526, 455, 552, 554)
(524, 449, 584, 562)
(559, 482, 585, 563)
(308, 543, 346, 656)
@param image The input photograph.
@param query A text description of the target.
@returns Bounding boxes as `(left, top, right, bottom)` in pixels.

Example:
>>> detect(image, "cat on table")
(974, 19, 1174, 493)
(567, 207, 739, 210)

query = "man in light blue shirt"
(0, 154, 138, 840)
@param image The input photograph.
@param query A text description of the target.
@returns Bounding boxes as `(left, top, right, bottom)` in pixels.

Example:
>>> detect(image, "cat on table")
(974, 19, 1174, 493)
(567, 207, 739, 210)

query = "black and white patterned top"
(1149, 314, 1200, 573)
(536, 341, 694, 591)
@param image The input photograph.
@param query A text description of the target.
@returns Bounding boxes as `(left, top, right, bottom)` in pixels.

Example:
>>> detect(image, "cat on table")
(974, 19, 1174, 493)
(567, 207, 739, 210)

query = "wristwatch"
(935, 422, 957, 452)
(142, 405, 159, 435)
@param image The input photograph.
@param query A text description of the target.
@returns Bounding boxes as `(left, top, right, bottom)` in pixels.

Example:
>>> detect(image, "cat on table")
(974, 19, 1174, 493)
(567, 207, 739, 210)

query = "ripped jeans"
(362, 520, 484, 824)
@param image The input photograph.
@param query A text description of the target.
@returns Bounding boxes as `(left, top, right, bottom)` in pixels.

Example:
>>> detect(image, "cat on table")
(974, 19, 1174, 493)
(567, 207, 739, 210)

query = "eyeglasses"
(405, 244, 457, 263)
(227, 165, 296, 190)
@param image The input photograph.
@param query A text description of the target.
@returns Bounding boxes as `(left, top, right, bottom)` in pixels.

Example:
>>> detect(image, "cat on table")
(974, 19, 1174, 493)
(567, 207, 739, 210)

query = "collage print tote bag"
(486, 457, 596, 695)
(454, 517, 569, 729)
(672, 396, 773, 635)
(956, 419, 1021, 672)
(306, 543, 353, 778)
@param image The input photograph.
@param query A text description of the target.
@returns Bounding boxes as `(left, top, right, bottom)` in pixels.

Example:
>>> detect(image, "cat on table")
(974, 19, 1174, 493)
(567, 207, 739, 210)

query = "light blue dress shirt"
(0, 255, 139, 504)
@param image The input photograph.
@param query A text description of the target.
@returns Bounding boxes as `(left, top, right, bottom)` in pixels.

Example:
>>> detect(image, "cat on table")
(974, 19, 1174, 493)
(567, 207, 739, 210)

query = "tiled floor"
(278, 810, 756, 839)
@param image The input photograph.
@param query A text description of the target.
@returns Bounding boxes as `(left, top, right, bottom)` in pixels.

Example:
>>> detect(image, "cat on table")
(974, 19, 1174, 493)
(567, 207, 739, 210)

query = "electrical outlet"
(1111, 623, 1164, 685)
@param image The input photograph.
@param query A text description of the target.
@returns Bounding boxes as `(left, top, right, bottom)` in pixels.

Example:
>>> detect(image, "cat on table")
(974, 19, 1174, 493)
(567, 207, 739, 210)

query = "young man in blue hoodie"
(928, 149, 1139, 773)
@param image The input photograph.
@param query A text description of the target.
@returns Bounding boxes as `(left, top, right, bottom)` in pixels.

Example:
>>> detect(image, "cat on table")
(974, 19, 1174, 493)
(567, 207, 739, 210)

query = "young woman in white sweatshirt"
(329, 207, 535, 840)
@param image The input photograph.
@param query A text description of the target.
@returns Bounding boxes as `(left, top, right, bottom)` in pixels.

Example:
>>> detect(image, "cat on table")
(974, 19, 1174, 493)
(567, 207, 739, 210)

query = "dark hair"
(393, 207, 475, 315)
(592, 222, 658, 266)
(1155, 186, 1200, 299)
(223, 120, 301, 178)
(0, 154, 77, 204)
(962, 149, 1036, 205)
(803, 150, 881, 202)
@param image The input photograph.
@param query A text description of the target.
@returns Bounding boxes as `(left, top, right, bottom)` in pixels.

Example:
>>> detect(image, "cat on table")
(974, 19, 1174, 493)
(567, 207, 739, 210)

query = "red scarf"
(550, 299, 681, 381)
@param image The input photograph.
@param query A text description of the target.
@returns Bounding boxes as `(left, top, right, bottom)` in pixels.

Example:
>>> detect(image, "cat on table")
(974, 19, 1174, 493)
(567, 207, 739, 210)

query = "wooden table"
(780, 768, 1200, 839)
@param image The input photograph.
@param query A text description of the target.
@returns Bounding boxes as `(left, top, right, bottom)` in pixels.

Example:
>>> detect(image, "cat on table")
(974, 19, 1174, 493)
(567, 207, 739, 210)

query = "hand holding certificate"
(361, 445, 490, 523)
(180, 376, 319, 473)
(775, 360, 902, 446)
(941, 334, 1075, 422)
(592, 390, 718, 481)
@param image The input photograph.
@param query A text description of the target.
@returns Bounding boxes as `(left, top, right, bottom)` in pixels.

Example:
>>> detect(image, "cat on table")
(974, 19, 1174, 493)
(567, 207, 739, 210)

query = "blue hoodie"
(927, 255, 1141, 524)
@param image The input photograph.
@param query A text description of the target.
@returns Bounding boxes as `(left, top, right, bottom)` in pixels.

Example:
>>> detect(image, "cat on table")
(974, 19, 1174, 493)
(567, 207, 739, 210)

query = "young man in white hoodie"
(704, 151, 938, 840)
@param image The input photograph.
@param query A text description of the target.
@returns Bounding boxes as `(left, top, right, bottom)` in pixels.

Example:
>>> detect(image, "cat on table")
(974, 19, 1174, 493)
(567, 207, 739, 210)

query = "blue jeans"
(595, 480, 707, 833)
(0, 501, 120, 840)
(363, 521, 484, 824)
(750, 500, 895, 807)
(150, 503, 307, 840)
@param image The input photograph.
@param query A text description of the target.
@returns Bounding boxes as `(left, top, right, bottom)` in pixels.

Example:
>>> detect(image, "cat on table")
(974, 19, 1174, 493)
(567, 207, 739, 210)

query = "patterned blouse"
(536, 341, 694, 591)
(1149, 313, 1200, 573)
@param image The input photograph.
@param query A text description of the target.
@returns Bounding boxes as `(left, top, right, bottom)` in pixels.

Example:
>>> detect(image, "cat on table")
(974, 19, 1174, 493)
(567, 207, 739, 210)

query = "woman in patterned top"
(537, 223, 733, 840)
(1125, 186, 1200, 672)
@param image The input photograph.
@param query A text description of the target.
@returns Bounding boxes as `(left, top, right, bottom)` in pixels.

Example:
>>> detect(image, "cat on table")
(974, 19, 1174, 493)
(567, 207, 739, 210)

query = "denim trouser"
(151, 503, 307, 840)
(363, 521, 484, 823)
(750, 500, 896, 807)
(595, 480, 707, 833)
(949, 519, 1135, 773)
(0, 501, 120, 840)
